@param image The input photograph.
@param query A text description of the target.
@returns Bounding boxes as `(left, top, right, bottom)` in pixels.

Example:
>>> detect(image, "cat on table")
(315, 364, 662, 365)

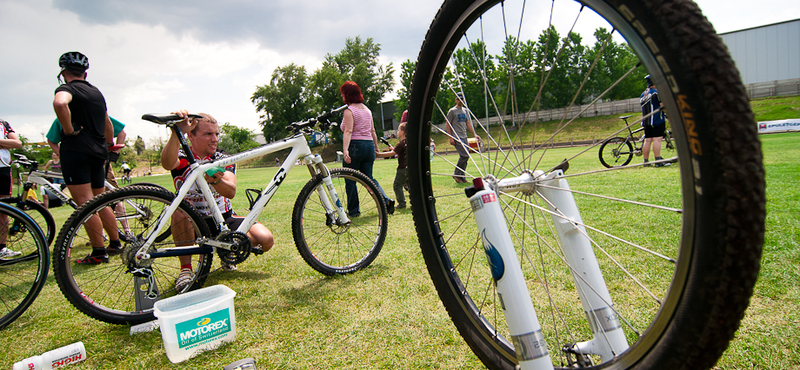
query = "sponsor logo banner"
(758, 119, 800, 133)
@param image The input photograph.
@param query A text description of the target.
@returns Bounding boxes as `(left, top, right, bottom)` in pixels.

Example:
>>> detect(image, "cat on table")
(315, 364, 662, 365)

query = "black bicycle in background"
(598, 115, 675, 168)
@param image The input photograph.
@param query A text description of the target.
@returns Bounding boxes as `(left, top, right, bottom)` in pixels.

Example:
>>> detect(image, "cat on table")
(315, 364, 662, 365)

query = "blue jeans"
(343, 140, 390, 215)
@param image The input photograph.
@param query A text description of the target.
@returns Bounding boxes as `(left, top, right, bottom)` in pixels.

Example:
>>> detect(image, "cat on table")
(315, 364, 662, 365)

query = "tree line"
(208, 27, 645, 152)
(394, 27, 645, 126)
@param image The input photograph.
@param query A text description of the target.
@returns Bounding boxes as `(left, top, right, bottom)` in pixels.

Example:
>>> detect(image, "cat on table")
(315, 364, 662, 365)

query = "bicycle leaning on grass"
(406, 0, 765, 369)
(52, 106, 388, 325)
(0, 201, 48, 330)
(597, 115, 675, 168)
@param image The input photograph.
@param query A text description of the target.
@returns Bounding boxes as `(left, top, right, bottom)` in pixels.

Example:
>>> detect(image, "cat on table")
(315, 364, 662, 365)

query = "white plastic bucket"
(153, 285, 237, 363)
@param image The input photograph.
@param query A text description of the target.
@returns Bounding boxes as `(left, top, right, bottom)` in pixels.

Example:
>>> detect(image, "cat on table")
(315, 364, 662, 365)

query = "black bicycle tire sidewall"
(52, 185, 213, 325)
(0, 203, 49, 330)
(291, 167, 387, 275)
(406, 0, 764, 369)
(0, 197, 56, 247)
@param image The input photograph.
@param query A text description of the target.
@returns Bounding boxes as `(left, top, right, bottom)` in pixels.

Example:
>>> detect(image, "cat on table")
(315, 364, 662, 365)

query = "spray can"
(12, 342, 86, 370)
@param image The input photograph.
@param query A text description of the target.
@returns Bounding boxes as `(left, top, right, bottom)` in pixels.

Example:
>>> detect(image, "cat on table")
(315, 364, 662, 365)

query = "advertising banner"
(757, 119, 800, 133)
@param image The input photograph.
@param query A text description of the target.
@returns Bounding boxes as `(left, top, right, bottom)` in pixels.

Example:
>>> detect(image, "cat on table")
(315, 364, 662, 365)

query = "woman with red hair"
(340, 81, 395, 215)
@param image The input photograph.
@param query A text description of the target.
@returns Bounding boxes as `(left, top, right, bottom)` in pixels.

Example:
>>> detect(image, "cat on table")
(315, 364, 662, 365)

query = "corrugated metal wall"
(719, 19, 800, 85)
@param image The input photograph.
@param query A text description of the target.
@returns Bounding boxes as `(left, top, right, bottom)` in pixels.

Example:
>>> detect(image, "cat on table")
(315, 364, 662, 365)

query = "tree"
(217, 123, 258, 154)
(584, 28, 646, 102)
(133, 136, 145, 155)
(325, 36, 395, 109)
(251, 63, 310, 143)
(393, 59, 415, 122)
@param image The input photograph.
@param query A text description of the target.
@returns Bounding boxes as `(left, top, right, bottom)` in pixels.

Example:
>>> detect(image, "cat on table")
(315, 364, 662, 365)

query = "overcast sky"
(1, 0, 797, 144)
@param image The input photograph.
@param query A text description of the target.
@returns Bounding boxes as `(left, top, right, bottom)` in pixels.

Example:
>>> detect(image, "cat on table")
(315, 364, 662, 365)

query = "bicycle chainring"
(216, 230, 251, 265)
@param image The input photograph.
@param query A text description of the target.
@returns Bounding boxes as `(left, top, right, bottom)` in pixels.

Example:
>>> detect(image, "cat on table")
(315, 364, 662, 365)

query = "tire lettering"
(676, 95, 703, 155)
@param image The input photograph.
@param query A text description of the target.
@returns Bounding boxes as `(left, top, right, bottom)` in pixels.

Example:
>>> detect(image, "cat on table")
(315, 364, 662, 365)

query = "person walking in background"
(640, 74, 671, 167)
(446, 92, 480, 183)
(52, 51, 120, 264)
(340, 81, 395, 215)
(0, 118, 22, 258)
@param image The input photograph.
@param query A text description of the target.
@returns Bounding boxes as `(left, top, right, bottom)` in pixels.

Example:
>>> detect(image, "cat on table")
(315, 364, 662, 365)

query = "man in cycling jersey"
(52, 51, 120, 265)
(640, 75, 671, 167)
(161, 110, 273, 290)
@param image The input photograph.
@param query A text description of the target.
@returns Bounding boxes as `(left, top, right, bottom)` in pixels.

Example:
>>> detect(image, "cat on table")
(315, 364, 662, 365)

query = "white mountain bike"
(407, 0, 765, 369)
(52, 107, 388, 325)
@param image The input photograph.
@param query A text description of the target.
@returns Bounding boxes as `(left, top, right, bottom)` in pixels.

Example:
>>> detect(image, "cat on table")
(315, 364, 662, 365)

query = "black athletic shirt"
(54, 80, 108, 160)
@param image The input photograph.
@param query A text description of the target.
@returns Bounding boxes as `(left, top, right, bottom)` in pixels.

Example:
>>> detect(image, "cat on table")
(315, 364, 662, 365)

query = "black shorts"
(204, 211, 245, 236)
(643, 124, 666, 138)
(0, 167, 11, 196)
(61, 151, 106, 188)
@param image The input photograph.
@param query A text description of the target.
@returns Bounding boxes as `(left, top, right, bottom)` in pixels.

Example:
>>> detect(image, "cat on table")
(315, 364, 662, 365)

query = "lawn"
(0, 131, 797, 369)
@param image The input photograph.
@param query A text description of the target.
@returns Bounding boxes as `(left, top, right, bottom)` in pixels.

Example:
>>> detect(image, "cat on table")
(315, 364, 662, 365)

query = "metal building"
(718, 19, 800, 85)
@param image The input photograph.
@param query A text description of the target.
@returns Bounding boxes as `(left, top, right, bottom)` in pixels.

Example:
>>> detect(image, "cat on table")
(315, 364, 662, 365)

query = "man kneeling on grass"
(161, 110, 274, 291)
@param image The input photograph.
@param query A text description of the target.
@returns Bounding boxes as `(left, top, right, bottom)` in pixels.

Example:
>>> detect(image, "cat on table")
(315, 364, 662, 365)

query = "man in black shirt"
(52, 51, 120, 264)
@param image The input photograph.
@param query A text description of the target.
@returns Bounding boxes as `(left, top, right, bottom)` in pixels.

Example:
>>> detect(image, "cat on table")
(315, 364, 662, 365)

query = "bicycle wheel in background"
(52, 186, 213, 325)
(292, 167, 387, 275)
(407, 0, 765, 369)
(598, 137, 634, 168)
(0, 197, 56, 247)
(0, 202, 48, 329)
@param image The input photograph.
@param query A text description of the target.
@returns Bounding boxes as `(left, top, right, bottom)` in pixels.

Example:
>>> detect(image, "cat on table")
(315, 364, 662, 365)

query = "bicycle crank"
(215, 230, 251, 265)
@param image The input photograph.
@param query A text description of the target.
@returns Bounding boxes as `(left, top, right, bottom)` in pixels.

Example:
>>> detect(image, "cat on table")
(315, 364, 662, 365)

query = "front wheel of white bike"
(292, 167, 387, 275)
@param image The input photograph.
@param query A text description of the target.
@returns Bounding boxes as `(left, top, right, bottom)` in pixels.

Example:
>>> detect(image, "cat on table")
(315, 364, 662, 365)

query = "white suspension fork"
(470, 178, 553, 370)
(534, 170, 629, 362)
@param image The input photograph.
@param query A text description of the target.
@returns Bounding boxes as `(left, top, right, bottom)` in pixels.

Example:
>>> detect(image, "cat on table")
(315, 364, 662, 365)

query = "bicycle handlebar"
(286, 105, 348, 133)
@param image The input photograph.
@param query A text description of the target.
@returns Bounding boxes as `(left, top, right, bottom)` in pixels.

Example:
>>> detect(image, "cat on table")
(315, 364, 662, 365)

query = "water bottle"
(12, 342, 86, 370)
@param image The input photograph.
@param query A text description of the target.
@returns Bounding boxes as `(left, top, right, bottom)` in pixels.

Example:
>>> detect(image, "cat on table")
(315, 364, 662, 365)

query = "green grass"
(0, 130, 797, 369)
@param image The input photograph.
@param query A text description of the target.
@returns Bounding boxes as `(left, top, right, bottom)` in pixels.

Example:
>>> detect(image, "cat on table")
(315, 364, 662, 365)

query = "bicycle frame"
(13, 160, 123, 208)
(137, 131, 349, 260)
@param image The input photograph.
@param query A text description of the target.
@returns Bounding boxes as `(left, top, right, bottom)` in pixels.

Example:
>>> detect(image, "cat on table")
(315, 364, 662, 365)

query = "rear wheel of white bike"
(407, 0, 765, 368)
(53, 186, 213, 325)
(292, 167, 387, 275)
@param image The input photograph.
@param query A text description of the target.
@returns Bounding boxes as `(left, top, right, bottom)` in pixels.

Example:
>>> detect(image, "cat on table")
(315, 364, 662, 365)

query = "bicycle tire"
(0, 197, 56, 247)
(292, 167, 387, 275)
(598, 137, 634, 168)
(406, 0, 764, 369)
(0, 202, 49, 329)
(52, 185, 213, 325)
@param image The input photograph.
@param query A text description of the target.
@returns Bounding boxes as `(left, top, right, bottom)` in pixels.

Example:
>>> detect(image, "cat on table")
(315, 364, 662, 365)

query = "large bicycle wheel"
(0, 197, 56, 247)
(407, 0, 765, 369)
(292, 167, 387, 275)
(598, 137, 634, 168)
(53, 186, 213, 325)
(0, 202, 48, 329)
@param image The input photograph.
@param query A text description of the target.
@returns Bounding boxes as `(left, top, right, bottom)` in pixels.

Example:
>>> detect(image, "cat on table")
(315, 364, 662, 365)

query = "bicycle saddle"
(141, 113, 203, 124)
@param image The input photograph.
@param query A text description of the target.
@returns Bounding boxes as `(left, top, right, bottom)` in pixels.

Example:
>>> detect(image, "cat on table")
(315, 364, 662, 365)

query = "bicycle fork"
(306, 155, 350, 225)
(469, 171, 628, 369)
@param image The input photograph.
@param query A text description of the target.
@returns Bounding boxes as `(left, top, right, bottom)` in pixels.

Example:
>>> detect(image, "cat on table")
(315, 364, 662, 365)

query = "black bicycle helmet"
(645, 74, 654, 87)
(59, 51, 89, 71)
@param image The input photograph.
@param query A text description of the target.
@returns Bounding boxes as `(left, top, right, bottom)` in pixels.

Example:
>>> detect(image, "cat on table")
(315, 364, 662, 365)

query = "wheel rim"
(58, 192, 209, 319)
(296, 170, 385, 274)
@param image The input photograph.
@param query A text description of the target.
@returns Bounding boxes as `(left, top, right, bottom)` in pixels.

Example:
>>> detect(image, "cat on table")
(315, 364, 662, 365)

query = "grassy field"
(1, 118, 798, 368)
